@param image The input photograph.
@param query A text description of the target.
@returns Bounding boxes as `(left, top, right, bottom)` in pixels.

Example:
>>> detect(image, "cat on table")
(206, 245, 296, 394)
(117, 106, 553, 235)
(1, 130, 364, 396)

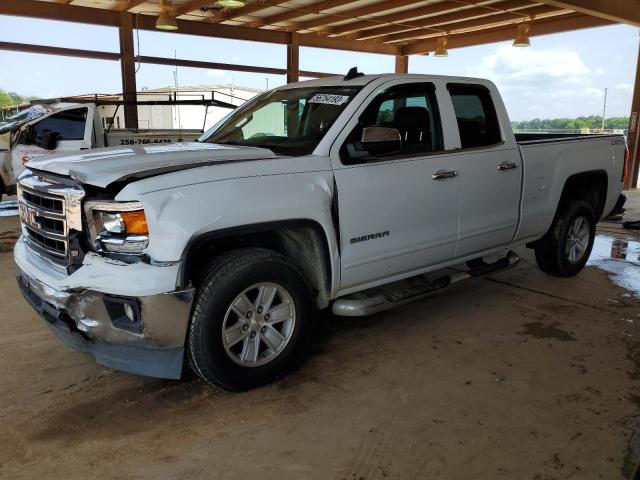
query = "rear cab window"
(447, 84, 501, 149)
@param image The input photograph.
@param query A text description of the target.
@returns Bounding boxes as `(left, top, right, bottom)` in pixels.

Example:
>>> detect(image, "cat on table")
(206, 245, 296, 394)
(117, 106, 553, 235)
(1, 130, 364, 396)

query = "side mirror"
(40, 130, 60, 150)
(361, 126, 401, 156)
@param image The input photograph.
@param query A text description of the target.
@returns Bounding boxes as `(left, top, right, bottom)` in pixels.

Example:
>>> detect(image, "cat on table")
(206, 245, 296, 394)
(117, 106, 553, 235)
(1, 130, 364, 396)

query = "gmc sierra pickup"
(14, 72, 628, 390)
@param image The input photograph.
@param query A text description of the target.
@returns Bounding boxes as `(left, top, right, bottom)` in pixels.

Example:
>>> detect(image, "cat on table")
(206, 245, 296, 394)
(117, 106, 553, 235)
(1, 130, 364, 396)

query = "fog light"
(124, 303, 135, 322)
(104, 297, 141, 333)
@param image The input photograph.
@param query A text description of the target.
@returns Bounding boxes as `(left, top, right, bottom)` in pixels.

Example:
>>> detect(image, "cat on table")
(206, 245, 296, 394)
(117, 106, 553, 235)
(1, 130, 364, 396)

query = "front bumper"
(15, 237, 195, 379)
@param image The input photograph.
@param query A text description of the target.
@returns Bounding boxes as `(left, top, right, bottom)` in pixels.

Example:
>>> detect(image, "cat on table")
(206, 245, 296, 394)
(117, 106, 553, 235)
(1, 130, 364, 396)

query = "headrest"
(394, 106, 430, 131)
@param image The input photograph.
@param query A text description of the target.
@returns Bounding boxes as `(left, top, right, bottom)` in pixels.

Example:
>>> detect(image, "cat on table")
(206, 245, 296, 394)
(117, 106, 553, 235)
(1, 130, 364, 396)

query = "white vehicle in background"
(14, 71, 628, 391)
(0, 95, 238, 201)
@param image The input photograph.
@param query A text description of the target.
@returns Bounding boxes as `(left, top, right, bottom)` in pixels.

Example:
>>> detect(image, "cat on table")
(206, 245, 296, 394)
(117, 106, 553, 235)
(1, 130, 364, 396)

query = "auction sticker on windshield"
(309, 94, 350, 106)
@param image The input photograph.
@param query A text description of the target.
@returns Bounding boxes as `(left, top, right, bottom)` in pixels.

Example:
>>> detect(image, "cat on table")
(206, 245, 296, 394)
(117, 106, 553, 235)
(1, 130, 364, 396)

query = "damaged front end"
(14, 167, 195, 379)
(15, 250, 194, 379)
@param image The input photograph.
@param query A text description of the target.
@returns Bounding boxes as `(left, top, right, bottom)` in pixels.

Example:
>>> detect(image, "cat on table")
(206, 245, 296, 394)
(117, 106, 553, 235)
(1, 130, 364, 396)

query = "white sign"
(309, 94, 350, 106)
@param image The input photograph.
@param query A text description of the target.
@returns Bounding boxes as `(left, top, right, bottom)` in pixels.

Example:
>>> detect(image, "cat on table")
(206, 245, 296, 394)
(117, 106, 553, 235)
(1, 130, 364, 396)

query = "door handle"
(498, 162, 518, 171)
(432, 169, 458, 180)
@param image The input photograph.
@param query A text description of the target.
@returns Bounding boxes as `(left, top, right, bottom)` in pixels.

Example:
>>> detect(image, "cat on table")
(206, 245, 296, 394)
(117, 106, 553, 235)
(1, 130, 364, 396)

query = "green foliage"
(0, 88, 36, 108)
(511, 116, 630, 131)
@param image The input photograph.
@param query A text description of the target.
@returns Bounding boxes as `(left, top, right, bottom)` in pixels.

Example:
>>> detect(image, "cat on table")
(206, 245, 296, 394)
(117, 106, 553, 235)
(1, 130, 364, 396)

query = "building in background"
(1, 84, 261, 131)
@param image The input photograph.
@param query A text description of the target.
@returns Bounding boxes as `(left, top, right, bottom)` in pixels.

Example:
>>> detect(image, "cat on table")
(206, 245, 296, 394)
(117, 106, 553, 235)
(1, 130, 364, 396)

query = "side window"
(341, 83, 444, 164)
(448, 84, 501, 149)
(32, 108, 88, 142)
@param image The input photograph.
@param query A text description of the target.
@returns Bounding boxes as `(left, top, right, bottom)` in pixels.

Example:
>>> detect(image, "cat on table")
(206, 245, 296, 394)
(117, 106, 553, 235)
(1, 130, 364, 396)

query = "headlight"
(85, 201, 149, 255)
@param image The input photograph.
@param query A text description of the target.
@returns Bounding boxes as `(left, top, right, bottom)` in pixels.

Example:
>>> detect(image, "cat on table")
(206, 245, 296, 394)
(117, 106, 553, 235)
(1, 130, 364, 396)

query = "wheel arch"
(178, 219, 334, 309)
(527, 169, 607, 249)
(557, 169, 608, 220)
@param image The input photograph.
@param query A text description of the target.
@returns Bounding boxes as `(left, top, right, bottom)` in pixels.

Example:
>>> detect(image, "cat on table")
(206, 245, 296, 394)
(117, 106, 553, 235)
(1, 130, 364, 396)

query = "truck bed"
(515, 132, 621, 144)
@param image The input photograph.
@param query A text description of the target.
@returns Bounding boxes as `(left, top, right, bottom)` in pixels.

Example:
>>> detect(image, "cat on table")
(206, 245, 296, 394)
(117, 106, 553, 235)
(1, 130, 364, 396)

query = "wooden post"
(626, 41, 640, 189)
(118, 12, 138, 129)
(287, 32, 299, 84)
(395, 55, 409, 74)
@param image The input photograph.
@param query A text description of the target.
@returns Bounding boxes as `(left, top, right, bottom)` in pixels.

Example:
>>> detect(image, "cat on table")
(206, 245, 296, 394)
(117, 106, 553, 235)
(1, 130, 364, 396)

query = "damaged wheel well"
(527, 170, 608, 249)
(559, 170, 608, 220)
(179, 220, 333, 309)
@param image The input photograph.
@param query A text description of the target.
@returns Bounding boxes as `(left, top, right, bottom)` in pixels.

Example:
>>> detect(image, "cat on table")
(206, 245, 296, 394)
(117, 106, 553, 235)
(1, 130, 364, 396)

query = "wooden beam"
(138, 55, 334, 78)
(287, 33, 300, 83)
(323, 1, 466, 36)
(134, 13, 291, 43)
(117, 0, 148, 12)
(401, 13, 612, 55)
(536, 0, 640, 27)
(298, 33, 398, 54)
(395, 55, 409, 73)
(0, 41, 334, 78)
(0, 41, 120, 61)
(288, 0, 421, 33)
(173, 0, 289, 21)
(0, 0, 122, 26)
(0, 0, 397, 54)
(380, 5, 566, 44)
(172, 1, 219, 17)
(118, 12, 138, 128)
(627, 42, 640, 189)
(138, 55, 286, 75)
(249, 0, 361, 28)
(348, 0, 534, 41)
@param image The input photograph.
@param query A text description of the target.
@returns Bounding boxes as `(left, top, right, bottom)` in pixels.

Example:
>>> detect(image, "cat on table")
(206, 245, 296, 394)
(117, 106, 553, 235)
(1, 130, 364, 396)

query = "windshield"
(200, 86, 361, 156)
(0, 105, 50, 135)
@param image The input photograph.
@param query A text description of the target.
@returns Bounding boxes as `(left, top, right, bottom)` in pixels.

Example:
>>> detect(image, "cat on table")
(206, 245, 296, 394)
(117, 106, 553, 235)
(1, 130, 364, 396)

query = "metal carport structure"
(0, 0, 639, 187)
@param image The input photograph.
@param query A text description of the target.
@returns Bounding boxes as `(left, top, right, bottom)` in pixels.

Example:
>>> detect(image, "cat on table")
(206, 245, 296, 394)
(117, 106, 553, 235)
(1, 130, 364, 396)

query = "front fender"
(115, 158, 339, 295)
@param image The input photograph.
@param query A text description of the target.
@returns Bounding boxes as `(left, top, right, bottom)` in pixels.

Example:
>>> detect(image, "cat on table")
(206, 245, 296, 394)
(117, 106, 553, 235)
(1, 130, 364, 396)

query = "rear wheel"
(187, 248, 313, 391)
(534, 200, 596, 277)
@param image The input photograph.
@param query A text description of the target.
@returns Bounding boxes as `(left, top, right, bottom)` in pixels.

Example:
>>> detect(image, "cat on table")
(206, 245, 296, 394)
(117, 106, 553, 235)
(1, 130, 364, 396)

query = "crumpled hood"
(27, 142, 278, 188)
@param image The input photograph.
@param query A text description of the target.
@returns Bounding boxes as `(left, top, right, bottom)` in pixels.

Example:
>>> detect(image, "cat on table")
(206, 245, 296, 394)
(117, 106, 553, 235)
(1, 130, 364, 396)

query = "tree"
(0, 88, 35, 108)
(512, 115, 630, 131)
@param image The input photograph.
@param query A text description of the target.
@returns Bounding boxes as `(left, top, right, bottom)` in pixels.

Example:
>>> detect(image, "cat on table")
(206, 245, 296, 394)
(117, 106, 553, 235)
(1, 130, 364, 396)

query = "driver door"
(12, 107, 89, 178)
(330, 81, 461, 293)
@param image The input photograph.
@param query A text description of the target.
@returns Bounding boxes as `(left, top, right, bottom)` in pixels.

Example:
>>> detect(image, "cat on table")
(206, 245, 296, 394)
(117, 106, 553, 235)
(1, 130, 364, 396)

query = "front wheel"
(187, 248, 313, 391)
(534, 200, 596, 277)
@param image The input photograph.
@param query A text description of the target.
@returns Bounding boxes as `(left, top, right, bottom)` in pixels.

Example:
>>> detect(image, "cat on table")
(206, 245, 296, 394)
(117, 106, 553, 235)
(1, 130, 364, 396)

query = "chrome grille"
(17, 170, 85, 272)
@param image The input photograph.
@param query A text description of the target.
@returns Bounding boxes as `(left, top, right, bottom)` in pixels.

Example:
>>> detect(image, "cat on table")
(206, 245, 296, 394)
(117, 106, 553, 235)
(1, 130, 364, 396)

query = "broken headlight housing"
(85, 201, 149, 255)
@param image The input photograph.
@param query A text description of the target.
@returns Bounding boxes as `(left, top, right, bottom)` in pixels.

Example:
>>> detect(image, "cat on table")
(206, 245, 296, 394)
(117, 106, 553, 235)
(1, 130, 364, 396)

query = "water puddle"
(588, 235, 640, 298)
(0, 199, 18, 217)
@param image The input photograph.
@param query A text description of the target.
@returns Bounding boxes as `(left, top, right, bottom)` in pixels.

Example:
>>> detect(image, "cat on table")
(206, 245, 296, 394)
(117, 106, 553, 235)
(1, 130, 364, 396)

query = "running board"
(332, 251, 520, 317)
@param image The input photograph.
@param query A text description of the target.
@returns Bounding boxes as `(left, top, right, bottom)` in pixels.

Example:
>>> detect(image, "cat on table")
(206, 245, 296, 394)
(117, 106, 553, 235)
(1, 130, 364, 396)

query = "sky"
(0, 14, 638, 121)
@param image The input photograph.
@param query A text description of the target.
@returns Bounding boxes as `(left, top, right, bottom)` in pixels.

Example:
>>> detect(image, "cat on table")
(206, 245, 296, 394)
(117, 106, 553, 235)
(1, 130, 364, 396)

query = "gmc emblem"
(19, 203, 42, 231)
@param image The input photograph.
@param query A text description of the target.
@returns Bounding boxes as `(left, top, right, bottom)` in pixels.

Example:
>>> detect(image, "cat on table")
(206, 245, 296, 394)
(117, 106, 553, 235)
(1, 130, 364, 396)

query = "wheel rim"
(221, 282, 296, 367)
(565, 215, 590, 264)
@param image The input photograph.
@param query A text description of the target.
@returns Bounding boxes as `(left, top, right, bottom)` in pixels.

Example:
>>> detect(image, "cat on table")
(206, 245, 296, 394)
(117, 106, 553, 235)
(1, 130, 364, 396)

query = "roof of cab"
(278, 73, 494, 90)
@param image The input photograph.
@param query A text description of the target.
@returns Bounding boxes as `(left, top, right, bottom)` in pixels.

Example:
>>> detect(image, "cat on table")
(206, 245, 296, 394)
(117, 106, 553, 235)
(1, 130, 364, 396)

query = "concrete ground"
(1, 195, 640, 479)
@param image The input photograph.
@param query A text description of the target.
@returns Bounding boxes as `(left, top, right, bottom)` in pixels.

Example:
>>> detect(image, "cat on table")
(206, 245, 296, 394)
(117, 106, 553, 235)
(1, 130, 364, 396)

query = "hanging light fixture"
(434, 36, 448, 57)
(156, 0, 179, 31)
(513, 23, 531, 47)
(216, 0, 247, 7)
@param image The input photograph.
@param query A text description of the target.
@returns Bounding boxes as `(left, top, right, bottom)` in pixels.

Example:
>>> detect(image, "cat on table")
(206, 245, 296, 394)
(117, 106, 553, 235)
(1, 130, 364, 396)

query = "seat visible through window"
(340, 82, 444, 164)
(393, 106, 432, 153)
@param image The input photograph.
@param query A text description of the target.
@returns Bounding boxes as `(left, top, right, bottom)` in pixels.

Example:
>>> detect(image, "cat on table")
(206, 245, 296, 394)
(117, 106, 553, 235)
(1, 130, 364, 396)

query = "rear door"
(446, 83, 521, 257)
(330, 80, 461, 293)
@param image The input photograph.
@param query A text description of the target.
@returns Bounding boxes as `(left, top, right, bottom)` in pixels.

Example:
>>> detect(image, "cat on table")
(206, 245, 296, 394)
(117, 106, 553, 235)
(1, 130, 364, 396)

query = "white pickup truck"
(0, 102, 203, 200)
(14, 72, 628, 391)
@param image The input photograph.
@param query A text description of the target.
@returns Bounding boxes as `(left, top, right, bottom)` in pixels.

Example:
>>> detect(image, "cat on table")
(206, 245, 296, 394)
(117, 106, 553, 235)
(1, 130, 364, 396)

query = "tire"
(534, 200, 596, 277)
(187, 248, 314, 391)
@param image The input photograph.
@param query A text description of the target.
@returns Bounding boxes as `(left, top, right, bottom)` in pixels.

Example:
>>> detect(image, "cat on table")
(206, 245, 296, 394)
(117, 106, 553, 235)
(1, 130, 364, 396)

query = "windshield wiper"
(215, 140, 277, 153)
